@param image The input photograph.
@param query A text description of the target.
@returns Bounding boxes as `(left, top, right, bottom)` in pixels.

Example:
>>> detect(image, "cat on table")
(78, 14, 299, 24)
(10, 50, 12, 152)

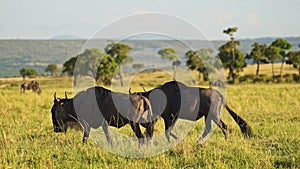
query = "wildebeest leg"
(163, 113, 179, 143)
(198, 97, 223, 144)
(82, 127, 90, 144)
(197, 115, 212, 145)
(164, 121, 178, 140)
(165, 115, 178, 140)
(170, 133, 178, 139)
(79, 118, 90, 144)
(169, 124, 178, 140)
(217, 119, 228, 140)
(102, 121, 112, 145)
(129, 122, 145, 146)
(198, 110, 223, 145)
(163, 117, 175, 143)
(144, 122, 154, 144)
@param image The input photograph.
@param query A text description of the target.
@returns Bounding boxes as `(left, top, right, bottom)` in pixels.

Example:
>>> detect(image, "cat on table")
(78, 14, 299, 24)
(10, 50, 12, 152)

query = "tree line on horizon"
(20, 27, 300, 84)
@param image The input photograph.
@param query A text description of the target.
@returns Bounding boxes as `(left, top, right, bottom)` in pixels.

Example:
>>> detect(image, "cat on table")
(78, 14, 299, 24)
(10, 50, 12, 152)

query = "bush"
(283, 74, 294, 83)
(10, 82, 18, 87)
(292, 74, 300, 82)
(239, 74, 255, 83)
(253, 75, 267, 83)
(234, 73, 300, 84)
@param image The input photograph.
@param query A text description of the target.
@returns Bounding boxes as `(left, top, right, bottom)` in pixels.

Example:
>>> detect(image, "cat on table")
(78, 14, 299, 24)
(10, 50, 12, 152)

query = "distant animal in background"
(21, 81, 42, 94)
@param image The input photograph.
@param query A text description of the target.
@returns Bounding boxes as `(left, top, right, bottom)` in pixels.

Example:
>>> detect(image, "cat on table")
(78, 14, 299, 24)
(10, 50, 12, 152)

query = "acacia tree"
(96, 54, 118, 85)
(185, 48, 215, 81)
(62, 48, 117, 85)
(220, 27, 246, 82)
(45, 64, 58, 76)
(20, 68, 27, 80)
(62, 57, 77, 76)
(265, 45, 282, 78)
(105, 42, 132, 86)
(74, 48, 103, 79)
(287, 51, 300, 76)
(270, 38, 292, 78)
(158, 48, 181, 80)
(246, 42, 268, 76)
(20, 68, 38, 80)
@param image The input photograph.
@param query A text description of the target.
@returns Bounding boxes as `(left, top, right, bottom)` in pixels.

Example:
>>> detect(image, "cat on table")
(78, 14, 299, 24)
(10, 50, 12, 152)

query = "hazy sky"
(1, 0, 299, 40)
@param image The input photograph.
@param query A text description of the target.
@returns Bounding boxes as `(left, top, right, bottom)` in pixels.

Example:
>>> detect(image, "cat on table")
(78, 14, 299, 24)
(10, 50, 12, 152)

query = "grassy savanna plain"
(0, 64, 300, 168)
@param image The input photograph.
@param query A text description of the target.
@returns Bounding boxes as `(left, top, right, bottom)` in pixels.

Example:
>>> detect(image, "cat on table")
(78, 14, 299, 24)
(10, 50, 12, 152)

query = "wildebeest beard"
(51, 96, 77, 133)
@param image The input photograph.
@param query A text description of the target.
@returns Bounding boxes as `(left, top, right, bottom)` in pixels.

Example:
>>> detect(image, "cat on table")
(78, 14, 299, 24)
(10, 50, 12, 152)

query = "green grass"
(0, 77, 299, 168)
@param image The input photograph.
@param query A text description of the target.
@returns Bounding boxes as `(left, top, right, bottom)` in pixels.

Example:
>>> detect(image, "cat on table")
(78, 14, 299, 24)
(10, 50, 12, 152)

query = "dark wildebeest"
(51, 86, 155, 145)
(139, 81, 253, 144)
(21, 81, 42, 94)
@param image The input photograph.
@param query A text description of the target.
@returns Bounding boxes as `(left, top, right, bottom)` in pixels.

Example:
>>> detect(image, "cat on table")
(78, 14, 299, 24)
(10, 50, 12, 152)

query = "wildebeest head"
(51, 92, 69, 133)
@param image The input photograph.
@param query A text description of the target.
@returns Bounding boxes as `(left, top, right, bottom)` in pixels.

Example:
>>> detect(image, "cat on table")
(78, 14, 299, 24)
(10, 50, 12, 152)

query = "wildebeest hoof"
(170, 132, 178, 140)
(82, 137, 88, 144)
(196, 141, 207, 148)
(138, 137, 147, 147)
(108, 140, 113, 146)
(145, 138, 153, 147)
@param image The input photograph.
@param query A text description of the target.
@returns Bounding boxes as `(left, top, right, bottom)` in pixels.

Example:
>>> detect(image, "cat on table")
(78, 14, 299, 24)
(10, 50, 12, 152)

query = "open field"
(241, 63, 299, 76)
(0, 73, 300, 168)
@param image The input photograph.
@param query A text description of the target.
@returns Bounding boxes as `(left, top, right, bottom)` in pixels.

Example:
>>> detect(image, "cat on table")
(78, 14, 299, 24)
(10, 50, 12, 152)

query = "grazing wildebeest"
(21, 81, 42, 94)
(51, 87, 155, 145)
(139, 81, 253, 144)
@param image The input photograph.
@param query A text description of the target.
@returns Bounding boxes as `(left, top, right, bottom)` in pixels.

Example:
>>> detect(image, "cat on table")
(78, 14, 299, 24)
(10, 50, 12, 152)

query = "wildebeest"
(51, 86, 155, 145)
(139, 81, 253, 144)
(21, 81, 42, 94)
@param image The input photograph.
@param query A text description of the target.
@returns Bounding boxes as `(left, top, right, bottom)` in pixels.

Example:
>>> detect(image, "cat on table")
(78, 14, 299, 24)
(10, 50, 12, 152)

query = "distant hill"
(239, 37, 300, 54)
(0, 37, 299, 77)
(0, 40, 85, 77)
(51, 35, 82, 40)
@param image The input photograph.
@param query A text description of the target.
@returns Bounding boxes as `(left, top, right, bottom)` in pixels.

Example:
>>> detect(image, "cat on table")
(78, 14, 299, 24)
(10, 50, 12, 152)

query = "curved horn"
(54, 92, 58, 103)
(65, 91, 68, 99)
(142, 86, 147, 92)
(129, 88, 132, 94)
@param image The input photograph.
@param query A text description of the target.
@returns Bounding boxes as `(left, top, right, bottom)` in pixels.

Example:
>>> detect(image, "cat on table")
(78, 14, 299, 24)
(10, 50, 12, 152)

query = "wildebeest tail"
(224, 103, 253, 138)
